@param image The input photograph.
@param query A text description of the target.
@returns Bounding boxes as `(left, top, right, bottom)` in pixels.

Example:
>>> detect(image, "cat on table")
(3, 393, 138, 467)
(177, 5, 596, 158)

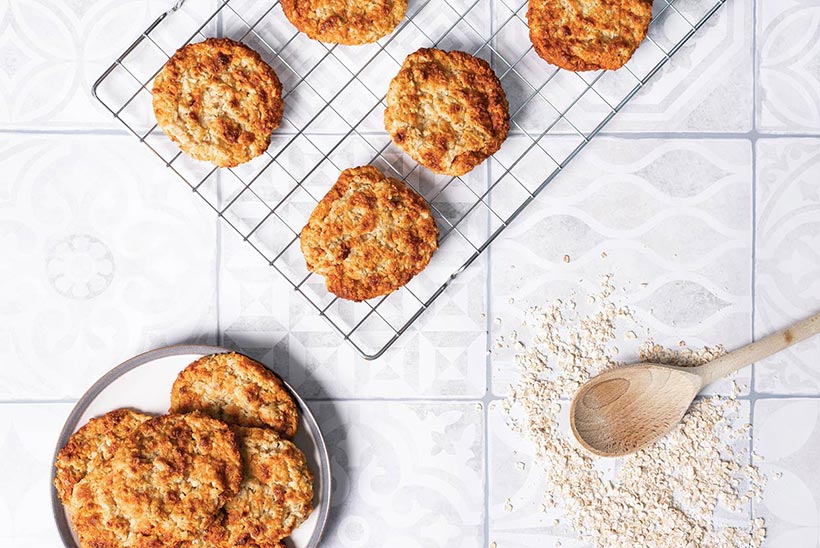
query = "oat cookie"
(527, 0, 653, 71)
(300, 165, 439, 301)
(384, 48, 509, 176)
(53, 408, 151, 505)
(170, 352, 299, 438)
(152, 38, 284, 167)
(67, 412, 242, 547)
(282, 0, 406, 44)
(217, 427, 314, 545)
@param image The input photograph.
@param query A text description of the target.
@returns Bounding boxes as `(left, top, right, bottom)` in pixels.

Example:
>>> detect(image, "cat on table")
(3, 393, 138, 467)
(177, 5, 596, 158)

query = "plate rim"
(50, 344, 331, 548)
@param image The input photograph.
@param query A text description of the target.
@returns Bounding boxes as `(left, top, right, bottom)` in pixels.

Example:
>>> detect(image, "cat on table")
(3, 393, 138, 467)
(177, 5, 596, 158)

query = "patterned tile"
(0, 135, 218, 400)
(313, 400, 485, 547)
(0, 0, 222, 130)
(757, 0, 820, 133)
(490, 137, 753, 396)
(218, 224, 488, 399)
(754, 139, 820, 394)
(753, 398, 820, 547)
(0, 403, 73, 547)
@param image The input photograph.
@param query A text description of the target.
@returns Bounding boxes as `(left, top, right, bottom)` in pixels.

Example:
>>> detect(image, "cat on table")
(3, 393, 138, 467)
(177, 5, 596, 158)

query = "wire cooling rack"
(93, 0, 725, 359)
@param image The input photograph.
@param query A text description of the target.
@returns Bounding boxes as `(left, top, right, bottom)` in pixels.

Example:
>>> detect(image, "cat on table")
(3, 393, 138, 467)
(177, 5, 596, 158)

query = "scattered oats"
(587, 296, 596, 305)
(509, 297, 515, 304)
(495, 317, 503, 325)
(502, 274, 766, 548)
(625, 330, 637, 340)
(563, 254, 571, 263)
(600, 251, 607, 259)
(476, 403, 483, 411)
(515, 341, 526, 351)
(504, 499, 513, 512)
(517, 461, 526, 471)
(679, 340, 686, 347)
(480, 313, 486, 320)
(641, 282, 649, 288)
(555, 542, 562, 548)
(553, 518, 560, 526)
(491, 542, 497, 548)
(775, 472, 782, 479)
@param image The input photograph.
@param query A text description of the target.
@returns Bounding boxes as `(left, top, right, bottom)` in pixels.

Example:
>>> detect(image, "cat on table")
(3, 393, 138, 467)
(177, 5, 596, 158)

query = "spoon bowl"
(569, 312, 820, 457)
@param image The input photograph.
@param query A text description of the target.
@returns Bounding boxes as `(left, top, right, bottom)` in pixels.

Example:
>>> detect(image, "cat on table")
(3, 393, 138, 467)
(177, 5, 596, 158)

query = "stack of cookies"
(53, 353, 314, 548)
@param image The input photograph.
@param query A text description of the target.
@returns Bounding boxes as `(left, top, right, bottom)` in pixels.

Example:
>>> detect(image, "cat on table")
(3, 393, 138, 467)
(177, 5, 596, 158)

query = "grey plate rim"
(50, 344, 331, 548)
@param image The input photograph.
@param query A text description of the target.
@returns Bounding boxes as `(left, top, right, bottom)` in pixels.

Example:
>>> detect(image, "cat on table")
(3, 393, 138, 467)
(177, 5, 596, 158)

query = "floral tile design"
(312, 400, 485, 548)
(490, 137, 753, 396)
(0, 135, 218, 400)
(757, 0, 820, 133)
(0, 403, 73, 548)
(753, 398, 820, 547)
(754, 139, 820, 394)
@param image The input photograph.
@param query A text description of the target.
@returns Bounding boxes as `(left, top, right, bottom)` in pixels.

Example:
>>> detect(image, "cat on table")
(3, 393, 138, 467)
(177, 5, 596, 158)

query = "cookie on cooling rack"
(527, 0, 653, 71)
(170, 352, 300, 439)
(384, 48, 509, 176)
(152, 38, 284, 167)
(300, 165, 438, 302)
(67, 412, 243, 547)
(53, 408, 151, 504)
(196, 427, 314, 546)
(281, 0, 406, 44)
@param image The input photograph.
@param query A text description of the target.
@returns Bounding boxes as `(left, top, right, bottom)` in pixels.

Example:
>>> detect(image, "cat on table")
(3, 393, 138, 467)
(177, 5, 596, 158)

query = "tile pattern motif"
(1, 1, 819, 547)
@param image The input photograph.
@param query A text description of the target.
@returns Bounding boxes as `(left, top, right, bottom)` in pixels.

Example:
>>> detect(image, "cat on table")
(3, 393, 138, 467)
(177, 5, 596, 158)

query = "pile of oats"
(501, 275, 766, 548)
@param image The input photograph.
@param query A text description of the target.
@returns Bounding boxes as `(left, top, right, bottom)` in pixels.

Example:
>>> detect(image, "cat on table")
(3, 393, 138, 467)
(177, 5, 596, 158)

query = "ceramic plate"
(51, 345, 330, 548)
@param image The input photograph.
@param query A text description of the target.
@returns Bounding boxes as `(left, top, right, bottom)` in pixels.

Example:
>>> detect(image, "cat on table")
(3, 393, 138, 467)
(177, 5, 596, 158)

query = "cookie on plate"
(527, 0, 653, 71)
(67, 412, 242, 547)
(170, 352, 299, 439)
(152, 37, 284, 167)
(206, 427, 314, 546)
(300, 165, 439, 301)
(281, 0, 406, 44)
(53, 408, 151, 504)
(384, 48, 509, 176)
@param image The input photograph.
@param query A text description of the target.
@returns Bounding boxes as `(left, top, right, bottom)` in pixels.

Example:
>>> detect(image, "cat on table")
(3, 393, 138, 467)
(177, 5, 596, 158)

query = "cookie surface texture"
(152, 37, 283, 167)
(170, 352, 299, 438)
(300, 165, 439, 301)
(219, 427, 314, 545)
(67, 412, 242, 547)
(282, 0, 406, 44)
(384, 48, 509, 176)
(527, 0, 653, 71)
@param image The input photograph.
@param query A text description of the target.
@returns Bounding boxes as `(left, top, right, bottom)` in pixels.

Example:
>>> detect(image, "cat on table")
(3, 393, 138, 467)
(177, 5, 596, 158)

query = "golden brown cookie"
(216, 427, 314, 545)
(67, 412, 243, 548)
(170, 352, 299, 438)
(53, 408, 151, 505)
(282, 0, 406, 45)
(300, 165, 439, 301)
(384, 48, 509, 176)
(527, 0, 653, 71)
(152, 38, 284, 167)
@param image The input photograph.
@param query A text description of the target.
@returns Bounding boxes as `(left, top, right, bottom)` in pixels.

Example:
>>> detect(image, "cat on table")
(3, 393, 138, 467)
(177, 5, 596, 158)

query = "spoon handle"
(696, 311, 820, 387)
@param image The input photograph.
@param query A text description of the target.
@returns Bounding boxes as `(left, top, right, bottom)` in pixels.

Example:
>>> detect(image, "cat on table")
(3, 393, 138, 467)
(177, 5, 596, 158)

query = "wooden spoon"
(569, 312, 820, 457)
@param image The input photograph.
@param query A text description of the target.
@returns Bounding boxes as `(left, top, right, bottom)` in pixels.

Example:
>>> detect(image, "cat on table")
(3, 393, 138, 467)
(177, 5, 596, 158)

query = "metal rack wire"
(92, 0, 726, 359)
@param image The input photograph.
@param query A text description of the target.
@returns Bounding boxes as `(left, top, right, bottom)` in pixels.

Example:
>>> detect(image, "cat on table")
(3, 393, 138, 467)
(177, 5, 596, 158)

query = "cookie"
(216, 427, 314, 545)
(170, 352, 299, 439)
(152, 38, 284, 167)
(527, 0, 653, 71)
(67, 412, 243, 547)
(300, 165, 439, 301)
(53, 408, 151, 504)
(282, 0, 406, 44)
(384, 48, 509, 176)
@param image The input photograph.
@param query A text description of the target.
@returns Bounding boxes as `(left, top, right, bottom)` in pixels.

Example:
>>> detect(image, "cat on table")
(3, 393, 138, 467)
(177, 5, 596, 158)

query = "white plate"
(51, 345, 330, 548)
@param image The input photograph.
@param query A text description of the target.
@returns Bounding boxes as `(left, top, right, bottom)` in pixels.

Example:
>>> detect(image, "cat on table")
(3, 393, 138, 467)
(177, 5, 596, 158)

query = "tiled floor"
(1, 1, 819, 547)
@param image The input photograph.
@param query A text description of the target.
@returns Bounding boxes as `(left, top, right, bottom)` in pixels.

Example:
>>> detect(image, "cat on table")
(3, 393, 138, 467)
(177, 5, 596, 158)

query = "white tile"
(490, 137, 753, 396)
(218, 226, 488, 399)
(757, 0, 820, 133)
(313, 401, 485, 548)
(0, 403, 73, 548)
(753, 398, 820, 547)
(0, 135, 217, 400)
(754, 139, 820, 394)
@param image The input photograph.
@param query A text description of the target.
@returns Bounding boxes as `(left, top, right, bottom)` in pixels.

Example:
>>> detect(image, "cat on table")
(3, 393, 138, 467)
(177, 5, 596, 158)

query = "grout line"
(749, 3, 759, 518)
